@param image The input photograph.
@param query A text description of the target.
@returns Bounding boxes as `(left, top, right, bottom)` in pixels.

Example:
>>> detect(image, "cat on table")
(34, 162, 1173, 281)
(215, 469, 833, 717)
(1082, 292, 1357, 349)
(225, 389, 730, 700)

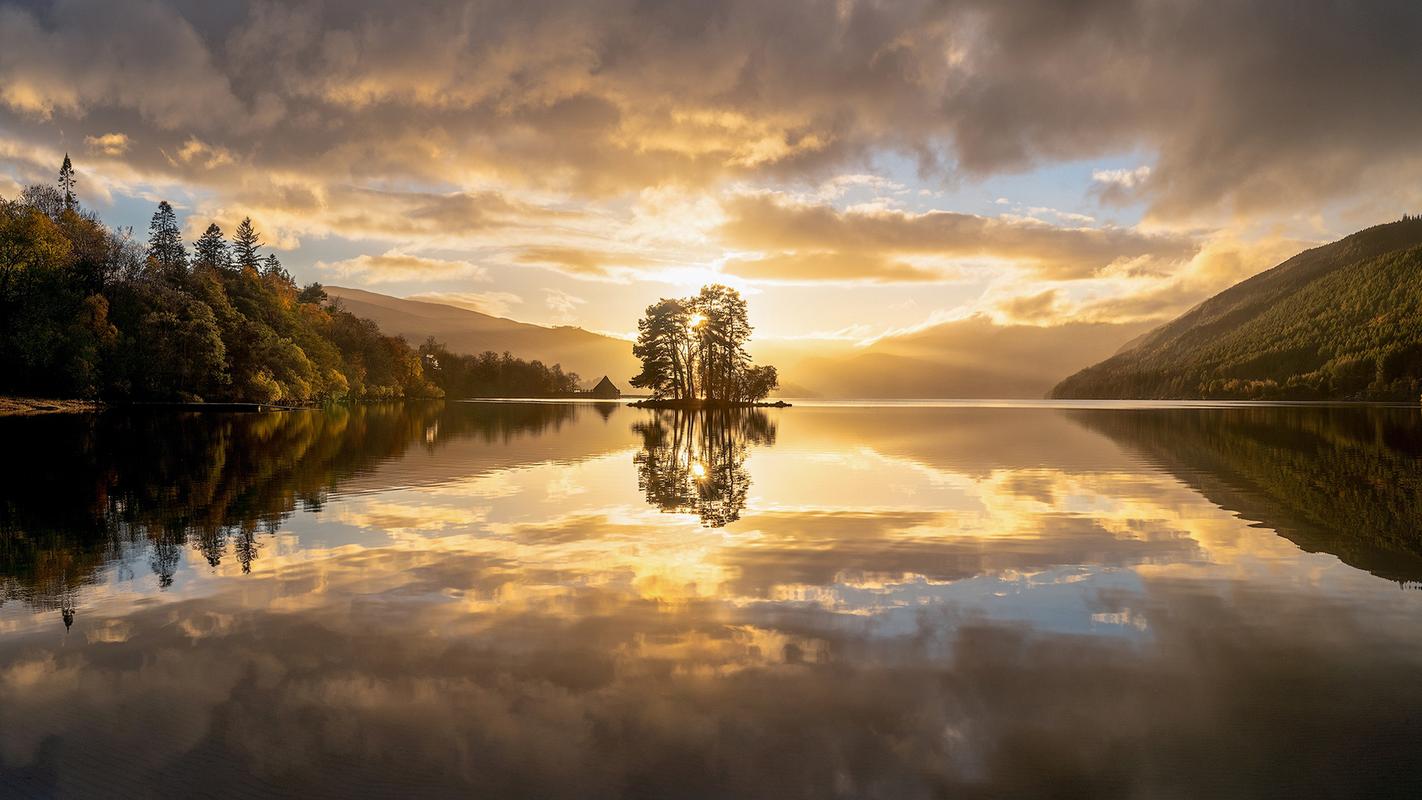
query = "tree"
(194, 223, 230, 269)
(630, 285, 774, 403)
(231, 217, 262, 271)
(630, 298, 693, 400)
(146, 201, 187, 278)
(262, 252, 290, 282)
(58, 154, 77, 211)
(297, 282, 327, 304)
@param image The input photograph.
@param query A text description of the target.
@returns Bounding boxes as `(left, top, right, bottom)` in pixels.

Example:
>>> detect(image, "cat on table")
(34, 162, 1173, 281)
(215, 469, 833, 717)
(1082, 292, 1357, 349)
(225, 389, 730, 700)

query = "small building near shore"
(589, 376, 621, 399)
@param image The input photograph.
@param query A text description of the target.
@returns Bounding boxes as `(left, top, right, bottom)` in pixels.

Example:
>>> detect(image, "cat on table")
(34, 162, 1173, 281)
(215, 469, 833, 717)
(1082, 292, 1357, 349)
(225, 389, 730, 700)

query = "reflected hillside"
(634, 409, 777, 527)
(1075, 406, 1422, 584)
(0, 402, 584, 611)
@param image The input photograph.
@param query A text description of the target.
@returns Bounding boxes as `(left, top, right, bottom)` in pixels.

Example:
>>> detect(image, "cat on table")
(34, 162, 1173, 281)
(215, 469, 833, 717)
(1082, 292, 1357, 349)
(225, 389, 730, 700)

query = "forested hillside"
(0, 158, 578, 403)
(1052, 218, 1422, 400)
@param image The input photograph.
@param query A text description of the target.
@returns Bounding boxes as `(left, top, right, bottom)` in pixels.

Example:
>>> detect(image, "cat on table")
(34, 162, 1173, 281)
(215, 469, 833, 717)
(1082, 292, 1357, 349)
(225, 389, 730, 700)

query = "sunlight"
(687, 312, 707, 329)
(690, 461, 707, 479)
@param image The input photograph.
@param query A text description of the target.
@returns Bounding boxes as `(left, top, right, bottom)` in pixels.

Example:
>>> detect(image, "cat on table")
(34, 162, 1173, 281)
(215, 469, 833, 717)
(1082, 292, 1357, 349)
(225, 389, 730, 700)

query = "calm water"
(3, 401, 1422, 797)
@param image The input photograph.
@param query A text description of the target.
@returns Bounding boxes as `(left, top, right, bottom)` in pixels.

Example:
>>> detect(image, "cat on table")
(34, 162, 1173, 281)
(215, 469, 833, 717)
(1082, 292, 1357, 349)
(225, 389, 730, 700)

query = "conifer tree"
(194, 223, 230, 269)
(146, 201, 187, 276)
(231, 217, 262, 271)
(262, 252, 291, 282)
(58, 153, 77, 211)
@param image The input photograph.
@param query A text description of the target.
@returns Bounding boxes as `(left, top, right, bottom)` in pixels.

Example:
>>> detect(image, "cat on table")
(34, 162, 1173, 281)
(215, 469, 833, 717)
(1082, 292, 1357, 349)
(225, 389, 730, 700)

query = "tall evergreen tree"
(194, 223, 230, 269)
(262, 252, 290, 282)
(58, 153, 77, 211)
(146, 201, 187, 276)
(231, 217, 262, 271)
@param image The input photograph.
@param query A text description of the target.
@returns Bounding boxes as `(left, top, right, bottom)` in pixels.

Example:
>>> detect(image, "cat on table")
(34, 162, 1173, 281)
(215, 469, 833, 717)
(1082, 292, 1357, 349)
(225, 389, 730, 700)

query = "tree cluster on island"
(629, 285, 781, 407)
(0, 156, 579, 404)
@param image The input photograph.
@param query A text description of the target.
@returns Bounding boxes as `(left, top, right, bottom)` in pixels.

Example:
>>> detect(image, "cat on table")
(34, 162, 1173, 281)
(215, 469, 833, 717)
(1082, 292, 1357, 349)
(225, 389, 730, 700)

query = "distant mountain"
(1053, 218, 1422, 400)
(325, 286, 638, 388)
(762, 316, 1153, 399)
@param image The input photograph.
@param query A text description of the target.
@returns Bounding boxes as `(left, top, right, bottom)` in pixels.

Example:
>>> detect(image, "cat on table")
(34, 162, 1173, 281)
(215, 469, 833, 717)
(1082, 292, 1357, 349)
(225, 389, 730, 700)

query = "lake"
(3, 401, 1421, 797)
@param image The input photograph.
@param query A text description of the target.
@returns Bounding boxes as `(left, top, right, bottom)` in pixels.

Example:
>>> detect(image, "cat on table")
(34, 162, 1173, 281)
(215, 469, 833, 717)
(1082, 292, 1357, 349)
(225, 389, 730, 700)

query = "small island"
(627, 285, 786, 409)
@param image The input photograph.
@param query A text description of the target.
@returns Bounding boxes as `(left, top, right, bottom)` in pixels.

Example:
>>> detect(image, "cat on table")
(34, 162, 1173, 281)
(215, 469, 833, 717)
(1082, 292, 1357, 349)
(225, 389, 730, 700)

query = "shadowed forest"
(0, 157, 581, 403)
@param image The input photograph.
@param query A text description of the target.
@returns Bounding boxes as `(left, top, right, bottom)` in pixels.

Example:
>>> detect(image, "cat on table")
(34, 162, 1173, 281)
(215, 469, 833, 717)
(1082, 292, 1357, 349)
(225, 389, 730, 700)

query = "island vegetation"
(0, 157, 581, 405)
(629, 284, 783, 407)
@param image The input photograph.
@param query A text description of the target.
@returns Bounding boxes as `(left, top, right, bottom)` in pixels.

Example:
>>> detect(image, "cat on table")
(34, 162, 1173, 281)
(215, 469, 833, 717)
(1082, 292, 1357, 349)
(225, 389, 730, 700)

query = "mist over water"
(3, 401, 1421, 797)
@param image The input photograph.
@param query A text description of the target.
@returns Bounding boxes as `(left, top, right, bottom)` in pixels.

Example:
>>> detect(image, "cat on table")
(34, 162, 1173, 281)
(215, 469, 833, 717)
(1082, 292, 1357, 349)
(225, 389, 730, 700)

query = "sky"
(2, 0, 1421, 343)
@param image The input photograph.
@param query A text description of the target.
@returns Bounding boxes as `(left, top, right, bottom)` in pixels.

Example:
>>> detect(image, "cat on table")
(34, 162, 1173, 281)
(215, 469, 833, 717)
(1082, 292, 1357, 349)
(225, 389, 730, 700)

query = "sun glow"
(688, 312, 707, 329)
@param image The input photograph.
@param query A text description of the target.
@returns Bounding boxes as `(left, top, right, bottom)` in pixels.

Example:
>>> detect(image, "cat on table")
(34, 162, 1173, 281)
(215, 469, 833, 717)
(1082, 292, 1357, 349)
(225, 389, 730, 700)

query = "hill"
(1052, 218, 1422, 400)
(330, 287, 1147, 400)
(761, 316, 1152, 399)
(325, 286, 638, 389)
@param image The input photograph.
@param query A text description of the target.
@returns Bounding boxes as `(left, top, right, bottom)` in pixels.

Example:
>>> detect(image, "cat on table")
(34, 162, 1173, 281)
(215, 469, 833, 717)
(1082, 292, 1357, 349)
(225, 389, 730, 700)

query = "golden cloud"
(318, 251, 490, 285)
(720, 194, 1199, 281)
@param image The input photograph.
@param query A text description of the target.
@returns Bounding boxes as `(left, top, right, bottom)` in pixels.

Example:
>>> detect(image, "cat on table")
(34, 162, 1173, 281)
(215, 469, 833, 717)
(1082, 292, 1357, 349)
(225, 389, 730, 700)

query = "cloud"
(83, 132, 130, 156)
(996, 289, 1061, 323)
(544, 288, 586, 318)
(0, 0, 1418, 224)
(516, 246, 662, 279)
(168, 137, 235, 170)
(723, 252, 945, 283)
(719, 193, 1198, 281)
(318, 251, 489, 284)
(1092, 166, 1152, 190)
(408, 291, 524, 317)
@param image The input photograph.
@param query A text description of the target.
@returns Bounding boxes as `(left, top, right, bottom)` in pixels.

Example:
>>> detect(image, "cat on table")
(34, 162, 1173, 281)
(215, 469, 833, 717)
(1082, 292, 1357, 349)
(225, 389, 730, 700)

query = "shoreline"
(626, 398, 792, 409)
(0, 397, 103, 416)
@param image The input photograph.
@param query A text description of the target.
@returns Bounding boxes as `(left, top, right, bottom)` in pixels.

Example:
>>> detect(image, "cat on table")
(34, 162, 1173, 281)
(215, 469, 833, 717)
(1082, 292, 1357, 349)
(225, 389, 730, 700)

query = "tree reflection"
(0, 401, 582, 617)
(633, 409, 776, 527)
(1076, 405, 1422, 585)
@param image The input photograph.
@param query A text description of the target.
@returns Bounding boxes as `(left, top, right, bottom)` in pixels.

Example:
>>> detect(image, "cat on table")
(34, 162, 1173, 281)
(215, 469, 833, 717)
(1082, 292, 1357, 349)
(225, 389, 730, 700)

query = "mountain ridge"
(324, 286, 640, 388)
(1052, 218, 1422, 400)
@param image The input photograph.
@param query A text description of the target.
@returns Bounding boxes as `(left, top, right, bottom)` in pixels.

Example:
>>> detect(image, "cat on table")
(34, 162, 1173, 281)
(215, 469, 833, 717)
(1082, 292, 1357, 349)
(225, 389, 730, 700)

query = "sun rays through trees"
(629, 285, 778, 405)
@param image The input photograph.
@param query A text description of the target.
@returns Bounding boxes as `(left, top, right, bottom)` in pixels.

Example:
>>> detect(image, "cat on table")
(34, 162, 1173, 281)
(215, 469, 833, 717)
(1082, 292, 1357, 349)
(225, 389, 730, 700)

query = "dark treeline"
(0, 157, 578, 403)
(418, 339, 580, 397)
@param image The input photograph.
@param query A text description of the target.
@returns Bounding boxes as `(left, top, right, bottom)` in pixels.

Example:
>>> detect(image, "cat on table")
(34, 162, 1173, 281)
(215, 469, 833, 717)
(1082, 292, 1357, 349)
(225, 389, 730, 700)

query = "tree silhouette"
(630, 285, 777, 403)
(194, 222, 230, 269)
(146, 200, 187, 278)
(231, 216, 262, 271)
(57, 153, 77, 211)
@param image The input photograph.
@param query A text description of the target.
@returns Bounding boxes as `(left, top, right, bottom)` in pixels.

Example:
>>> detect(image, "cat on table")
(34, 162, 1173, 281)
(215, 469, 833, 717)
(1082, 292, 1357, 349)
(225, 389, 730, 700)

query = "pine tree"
(58, 154, 77, 211)
(231, 217, 262, 271)
(194, 223, 230, 269)
(146, 200, 187, 276)
(262, 253, 291, 282)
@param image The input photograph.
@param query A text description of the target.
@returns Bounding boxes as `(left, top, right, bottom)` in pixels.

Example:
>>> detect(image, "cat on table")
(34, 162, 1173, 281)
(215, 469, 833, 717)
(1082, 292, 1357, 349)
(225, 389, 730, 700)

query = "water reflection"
(0, 402, 580, 613)
(3, 402, 1422, 796)
(1076, 405, 1422, 584)
(633, 409, 776, 526)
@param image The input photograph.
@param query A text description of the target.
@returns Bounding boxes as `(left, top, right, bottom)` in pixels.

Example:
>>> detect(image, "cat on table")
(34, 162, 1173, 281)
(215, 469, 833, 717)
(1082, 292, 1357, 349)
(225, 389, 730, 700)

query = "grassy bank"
(0, 396, 101, 416)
